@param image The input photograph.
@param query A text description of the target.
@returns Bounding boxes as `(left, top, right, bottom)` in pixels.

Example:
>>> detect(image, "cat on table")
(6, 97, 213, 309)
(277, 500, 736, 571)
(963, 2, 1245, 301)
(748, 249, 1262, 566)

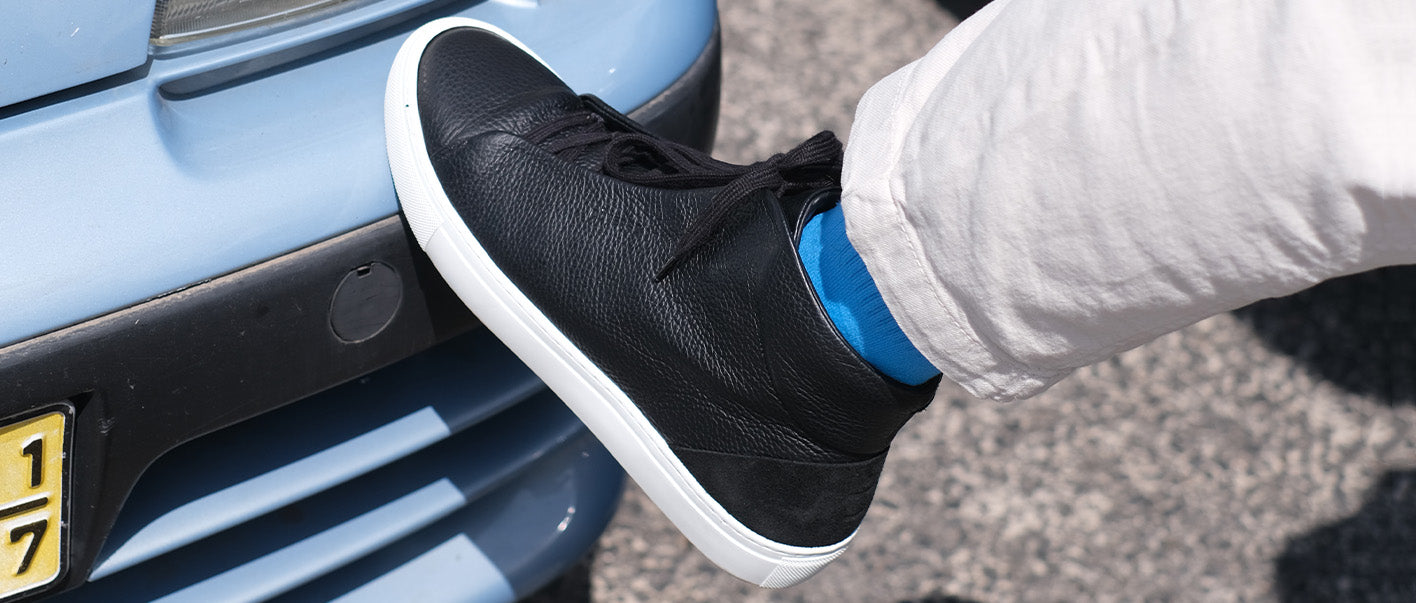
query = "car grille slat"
(57, 386, 589, 602)
(325, 534, 510, 603)
(47, 329, 619, 602)
(273, 428, 620, 603)
(88, 329, 544, 580)
(154, 478, 469, 603)
(91, 407, 453, 580)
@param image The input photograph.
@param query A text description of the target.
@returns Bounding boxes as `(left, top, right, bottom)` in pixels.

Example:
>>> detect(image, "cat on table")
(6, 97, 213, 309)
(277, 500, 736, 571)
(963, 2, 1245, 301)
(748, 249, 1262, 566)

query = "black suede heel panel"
(675, 446, 889, 548)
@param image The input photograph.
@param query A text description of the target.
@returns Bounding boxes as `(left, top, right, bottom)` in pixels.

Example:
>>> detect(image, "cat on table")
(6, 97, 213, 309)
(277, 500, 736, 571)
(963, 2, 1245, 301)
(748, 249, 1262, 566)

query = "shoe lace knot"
(526, 97, 844, 281)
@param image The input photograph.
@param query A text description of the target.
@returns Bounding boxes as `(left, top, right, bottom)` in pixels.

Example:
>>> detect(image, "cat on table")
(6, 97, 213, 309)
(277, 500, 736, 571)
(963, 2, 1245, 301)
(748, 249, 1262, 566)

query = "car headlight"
(150, 0, 360, 45)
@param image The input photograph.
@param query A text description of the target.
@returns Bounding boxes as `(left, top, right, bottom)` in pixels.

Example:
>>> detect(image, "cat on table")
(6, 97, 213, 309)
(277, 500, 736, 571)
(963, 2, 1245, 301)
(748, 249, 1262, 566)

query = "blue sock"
(798, 206, 938, 385)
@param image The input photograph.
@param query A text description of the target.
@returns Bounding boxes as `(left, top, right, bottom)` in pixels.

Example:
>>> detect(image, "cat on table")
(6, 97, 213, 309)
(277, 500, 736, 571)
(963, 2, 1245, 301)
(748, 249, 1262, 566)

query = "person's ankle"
(798, 205, 938, 385)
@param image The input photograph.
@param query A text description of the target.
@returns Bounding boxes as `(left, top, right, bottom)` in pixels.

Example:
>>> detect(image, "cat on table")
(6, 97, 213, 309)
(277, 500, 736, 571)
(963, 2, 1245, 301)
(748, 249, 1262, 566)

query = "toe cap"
(416, 26, 581, 153)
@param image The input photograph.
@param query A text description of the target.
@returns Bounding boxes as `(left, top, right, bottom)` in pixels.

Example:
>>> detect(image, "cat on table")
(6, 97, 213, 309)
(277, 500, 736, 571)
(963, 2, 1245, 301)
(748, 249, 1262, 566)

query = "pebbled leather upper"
(440, 135, 935, 456)
(414, 26, 938, 547)
(418, 28, 582, 154)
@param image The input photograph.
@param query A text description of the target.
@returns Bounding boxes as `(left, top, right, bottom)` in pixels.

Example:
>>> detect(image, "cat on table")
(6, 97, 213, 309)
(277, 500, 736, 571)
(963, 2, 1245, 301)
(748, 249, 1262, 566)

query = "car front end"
(0, 0, 720, 599)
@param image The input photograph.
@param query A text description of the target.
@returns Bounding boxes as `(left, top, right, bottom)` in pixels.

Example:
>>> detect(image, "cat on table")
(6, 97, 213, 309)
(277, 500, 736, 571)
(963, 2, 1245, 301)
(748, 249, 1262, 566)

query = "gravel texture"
(558, 2, 1416, 601)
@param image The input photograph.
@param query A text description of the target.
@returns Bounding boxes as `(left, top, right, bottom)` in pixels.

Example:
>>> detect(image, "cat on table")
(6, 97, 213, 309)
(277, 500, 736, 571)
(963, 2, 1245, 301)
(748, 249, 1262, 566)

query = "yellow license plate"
(0, 408, 68, 599)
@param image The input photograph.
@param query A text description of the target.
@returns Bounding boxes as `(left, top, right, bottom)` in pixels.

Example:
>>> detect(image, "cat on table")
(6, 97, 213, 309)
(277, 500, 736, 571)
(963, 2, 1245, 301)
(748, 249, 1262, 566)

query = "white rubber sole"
(383, 18, 851, 588)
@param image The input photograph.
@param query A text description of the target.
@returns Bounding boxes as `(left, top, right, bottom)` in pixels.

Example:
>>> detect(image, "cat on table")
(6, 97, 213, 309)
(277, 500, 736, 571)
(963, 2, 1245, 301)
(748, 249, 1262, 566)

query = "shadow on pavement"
(899, 595, 983, 603)
(931, 0, 992, 20)
(1232, 265, 1416, 407)
(520, 547, 595, 603)
(1276, 469, 1416, 602)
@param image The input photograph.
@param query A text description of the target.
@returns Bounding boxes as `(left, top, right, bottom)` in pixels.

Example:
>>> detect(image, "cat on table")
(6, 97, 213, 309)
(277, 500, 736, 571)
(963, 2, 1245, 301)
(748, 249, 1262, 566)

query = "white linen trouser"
(841, 0, 1416, 401)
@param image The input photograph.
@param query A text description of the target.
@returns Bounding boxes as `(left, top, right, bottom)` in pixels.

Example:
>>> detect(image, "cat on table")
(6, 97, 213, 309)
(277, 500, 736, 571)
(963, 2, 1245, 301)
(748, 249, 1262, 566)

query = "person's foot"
(385, 18, 937, 587)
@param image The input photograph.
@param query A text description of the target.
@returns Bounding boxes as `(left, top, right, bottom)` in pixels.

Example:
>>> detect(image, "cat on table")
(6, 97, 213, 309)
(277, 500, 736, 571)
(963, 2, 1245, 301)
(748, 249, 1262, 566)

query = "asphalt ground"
(541, 1, 1416, 601)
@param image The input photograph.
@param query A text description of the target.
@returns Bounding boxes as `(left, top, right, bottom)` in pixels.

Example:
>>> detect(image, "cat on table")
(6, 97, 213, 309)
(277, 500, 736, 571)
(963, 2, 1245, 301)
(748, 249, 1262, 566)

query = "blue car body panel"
(0, 0, 156, 107)
(0, 0, 717, 347)
(327, 534, 515, 603)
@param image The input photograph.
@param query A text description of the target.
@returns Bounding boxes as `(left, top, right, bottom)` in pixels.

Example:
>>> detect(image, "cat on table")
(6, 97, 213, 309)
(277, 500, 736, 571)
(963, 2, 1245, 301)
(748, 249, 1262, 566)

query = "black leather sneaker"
(385, 18, 937, 587)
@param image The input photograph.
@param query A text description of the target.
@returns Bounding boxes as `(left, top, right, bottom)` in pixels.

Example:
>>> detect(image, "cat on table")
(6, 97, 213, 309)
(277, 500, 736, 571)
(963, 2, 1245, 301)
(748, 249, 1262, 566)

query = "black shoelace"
(525, 97, 844, 280)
